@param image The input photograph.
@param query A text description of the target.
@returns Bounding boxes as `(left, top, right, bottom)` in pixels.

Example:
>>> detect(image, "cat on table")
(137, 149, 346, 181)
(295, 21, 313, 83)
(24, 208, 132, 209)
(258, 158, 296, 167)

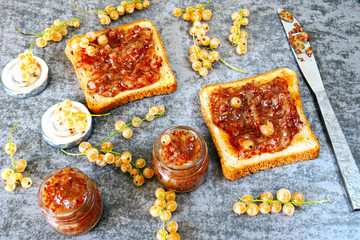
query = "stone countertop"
(0, 0, 360, 239)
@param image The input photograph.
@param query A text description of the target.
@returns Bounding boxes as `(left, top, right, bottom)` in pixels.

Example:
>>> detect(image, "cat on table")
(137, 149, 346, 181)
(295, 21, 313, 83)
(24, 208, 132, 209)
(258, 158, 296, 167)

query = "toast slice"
(200, 68, 319, 180)
(65, 20, 177, 113)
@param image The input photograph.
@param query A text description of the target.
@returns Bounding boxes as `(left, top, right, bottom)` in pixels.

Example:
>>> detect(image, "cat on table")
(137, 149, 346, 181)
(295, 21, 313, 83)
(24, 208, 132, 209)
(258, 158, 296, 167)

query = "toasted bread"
(65, 20, 177, 113)
(200, 68, 319, 180)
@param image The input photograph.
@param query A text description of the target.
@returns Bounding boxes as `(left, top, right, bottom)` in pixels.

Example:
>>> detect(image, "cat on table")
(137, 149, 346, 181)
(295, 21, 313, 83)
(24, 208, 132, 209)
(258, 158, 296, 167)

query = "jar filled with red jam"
(38, 168, 103, 236)
(153, 126, 209, 192)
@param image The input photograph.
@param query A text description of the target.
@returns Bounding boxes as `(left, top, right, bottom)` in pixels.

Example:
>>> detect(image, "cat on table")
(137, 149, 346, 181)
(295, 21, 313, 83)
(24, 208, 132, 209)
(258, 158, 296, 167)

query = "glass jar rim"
(37, 167, 93, 218)
(153, 126, 208, 171)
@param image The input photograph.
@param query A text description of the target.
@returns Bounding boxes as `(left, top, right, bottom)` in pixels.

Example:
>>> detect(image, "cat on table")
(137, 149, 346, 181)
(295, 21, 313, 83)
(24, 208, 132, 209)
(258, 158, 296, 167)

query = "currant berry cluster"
(188, 21, 220, 77)
(55, 99, 89, 135)
(16, 18, 81, 48)
(1, 123, 35, 192)
(150, 188, 180, 240)
(79, 142, 154, 186)
(17, 49, 40, 85)
(233, 188, 331, 216)
(229, 8, 250, 55)
(73, 0, 149, 26)
(173, 0, 213, 22)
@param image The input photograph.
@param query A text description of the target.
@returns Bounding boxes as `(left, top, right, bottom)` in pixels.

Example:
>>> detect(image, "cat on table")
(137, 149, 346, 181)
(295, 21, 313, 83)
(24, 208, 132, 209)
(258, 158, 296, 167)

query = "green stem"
(93, 114, 164, 148)
(238, 197, 332, 205)
(8, 122, 19, 148)
(208, 46, 247, 73)
(15, 17, 82, 37)
(192, 22, 213, 73)
(73, 0, 137, 14)
(182, 0, 213, 12)
(10, 154, 17, 173)
(61, 148, 85, 156)
(27, 164, 38, 177)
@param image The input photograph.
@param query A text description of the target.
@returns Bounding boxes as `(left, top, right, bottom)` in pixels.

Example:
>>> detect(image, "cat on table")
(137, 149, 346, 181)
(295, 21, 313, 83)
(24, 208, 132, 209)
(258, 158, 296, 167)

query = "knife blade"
(278, 8, 360, 211)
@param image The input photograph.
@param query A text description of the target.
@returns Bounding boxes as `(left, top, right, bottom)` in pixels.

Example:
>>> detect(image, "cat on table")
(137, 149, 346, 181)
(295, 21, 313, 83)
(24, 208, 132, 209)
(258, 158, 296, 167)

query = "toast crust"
(65, 20, 177, 113)
(200, 68, 320, 180)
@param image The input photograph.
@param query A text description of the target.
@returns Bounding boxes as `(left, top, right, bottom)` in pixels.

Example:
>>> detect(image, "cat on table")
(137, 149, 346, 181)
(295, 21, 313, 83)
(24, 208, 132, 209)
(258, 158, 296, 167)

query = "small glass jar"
(38, 168, 103, 236)
(153, 126, 209, 192)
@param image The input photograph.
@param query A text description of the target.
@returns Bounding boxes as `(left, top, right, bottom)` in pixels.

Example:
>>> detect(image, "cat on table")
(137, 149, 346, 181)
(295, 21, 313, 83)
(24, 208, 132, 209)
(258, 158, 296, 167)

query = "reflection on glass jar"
(153, 126, 209, 192)
(38, 168, 103, 236)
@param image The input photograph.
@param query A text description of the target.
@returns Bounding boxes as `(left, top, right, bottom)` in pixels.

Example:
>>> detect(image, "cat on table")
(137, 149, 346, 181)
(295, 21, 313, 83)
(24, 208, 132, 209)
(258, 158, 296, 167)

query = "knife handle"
(317, 91, 360, 210)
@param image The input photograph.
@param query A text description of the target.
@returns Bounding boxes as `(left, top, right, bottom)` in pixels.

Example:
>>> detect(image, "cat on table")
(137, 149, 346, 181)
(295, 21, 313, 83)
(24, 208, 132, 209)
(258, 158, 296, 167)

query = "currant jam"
(76, 25, 163, 97)
(209, 78, 302, 159)
(38, 168, 103, 236)
(153, 126, 209, 192)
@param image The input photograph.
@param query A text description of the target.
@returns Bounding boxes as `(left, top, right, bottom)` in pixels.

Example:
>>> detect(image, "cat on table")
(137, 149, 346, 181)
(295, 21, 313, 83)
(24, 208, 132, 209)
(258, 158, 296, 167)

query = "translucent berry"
(167, 232, 181, 240)
(241, 194, 253, 205)
(133, 175, 145, 186)
(4, 180, 16, 192)
(291, 192, 305, 207)
(232, 12, 240, 21)
(71, 40, 81, 51)
(100, 16, 111, 26)
(161, 134, 171, 146)
(166, 200, 178, 212)
(259, 202, 271, 214)
(260, 191, 274, 201)
(121, 162, 132, 173)
(4, 142, 17, 155)
(143, 167, 154, 179)
(157, 105, 165, 115)
(155, 188, 165, 199)
(270, 202, 282, 213)
(173, 8, 182, 17)
(189, 45, 200, 54)
(121, 151, 132, 163)
(146, 113, 154, 121)
(122, 128, 133, 138)
(189, 53, 199, 62)
(199, 67, 208, 77)
(135, 2, 143, 10)
(10, 172, 23, 184)
(143, 0, 150, 8)
(135, 158, 146, 168)
(125, 4, 135, 14)
(105, 5, 114, 15)
(59, 27, 68, 36)
(85, 31, 97, 42)
(209, 38, 220, 48)
(154, 199, 166, 208)
(230, 26, 238, 34)
(110, 11, 119, 20)
(14, 159, 27, 173)
(75, 121, 87, 133)
(229, 34, 238, 43)
(86, 46, 96, 56)
(238, 38, 247, 46)
(202, 9, 212, 20)
(233, 201, 246, 215)
(36, 37, 47, 48)
(156, 230, 167, 240)
(117, 5, 125, 15)
(132, 117, 141, 127)
(1, 168, 14, 181)
(241, 18, 249, 26)
(240, 31, 248, 39)
(182, 12, 191, 21)
(201, 36, 211, 46)
(86, 148, 99, 162)
(150, 205, 161, 217)
(242, 8, 250, 17)
(191, 12, 202, 22)
(114, 155, 123, 167)
(130, 169, 139, 177)
(160, 209, 172, 221)
(231, 97, 242, 108)
(79, 38, 89, 48)
(246, 203, 259, 216)
(277, 188, 291, 202)
(208, 51, 220, 62)
(96, 154, 107, 167)
(167, 221, 178, 233)
(165, 190, 176, 201)
(98, 34, 109, 45)
(282, 203, 295, 216)
(189, 27, 197, 36)
(192, 61, 202, 71)
(236, 45, 247, 55)
(193, 20, 201, 28)
(104, 153, 115, 164)
(21, 177, 32, 188)
(115, 120, 126, 131)
(101, 142, 113, 151)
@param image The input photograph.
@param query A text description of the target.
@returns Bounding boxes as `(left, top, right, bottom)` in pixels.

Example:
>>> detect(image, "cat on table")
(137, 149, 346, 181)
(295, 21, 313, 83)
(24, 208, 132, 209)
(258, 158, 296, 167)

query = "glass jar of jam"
(153, 126, 209, 192)
(38, 168, 103, 236)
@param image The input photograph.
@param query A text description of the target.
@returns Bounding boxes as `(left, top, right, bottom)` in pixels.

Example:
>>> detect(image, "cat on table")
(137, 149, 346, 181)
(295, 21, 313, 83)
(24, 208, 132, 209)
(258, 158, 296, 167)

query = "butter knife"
(278, 8, 360, 211)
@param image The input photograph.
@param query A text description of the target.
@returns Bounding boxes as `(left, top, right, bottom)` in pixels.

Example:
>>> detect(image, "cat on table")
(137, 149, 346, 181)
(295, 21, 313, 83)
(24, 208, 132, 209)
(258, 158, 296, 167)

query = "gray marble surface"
(0, 0, 360, 239)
